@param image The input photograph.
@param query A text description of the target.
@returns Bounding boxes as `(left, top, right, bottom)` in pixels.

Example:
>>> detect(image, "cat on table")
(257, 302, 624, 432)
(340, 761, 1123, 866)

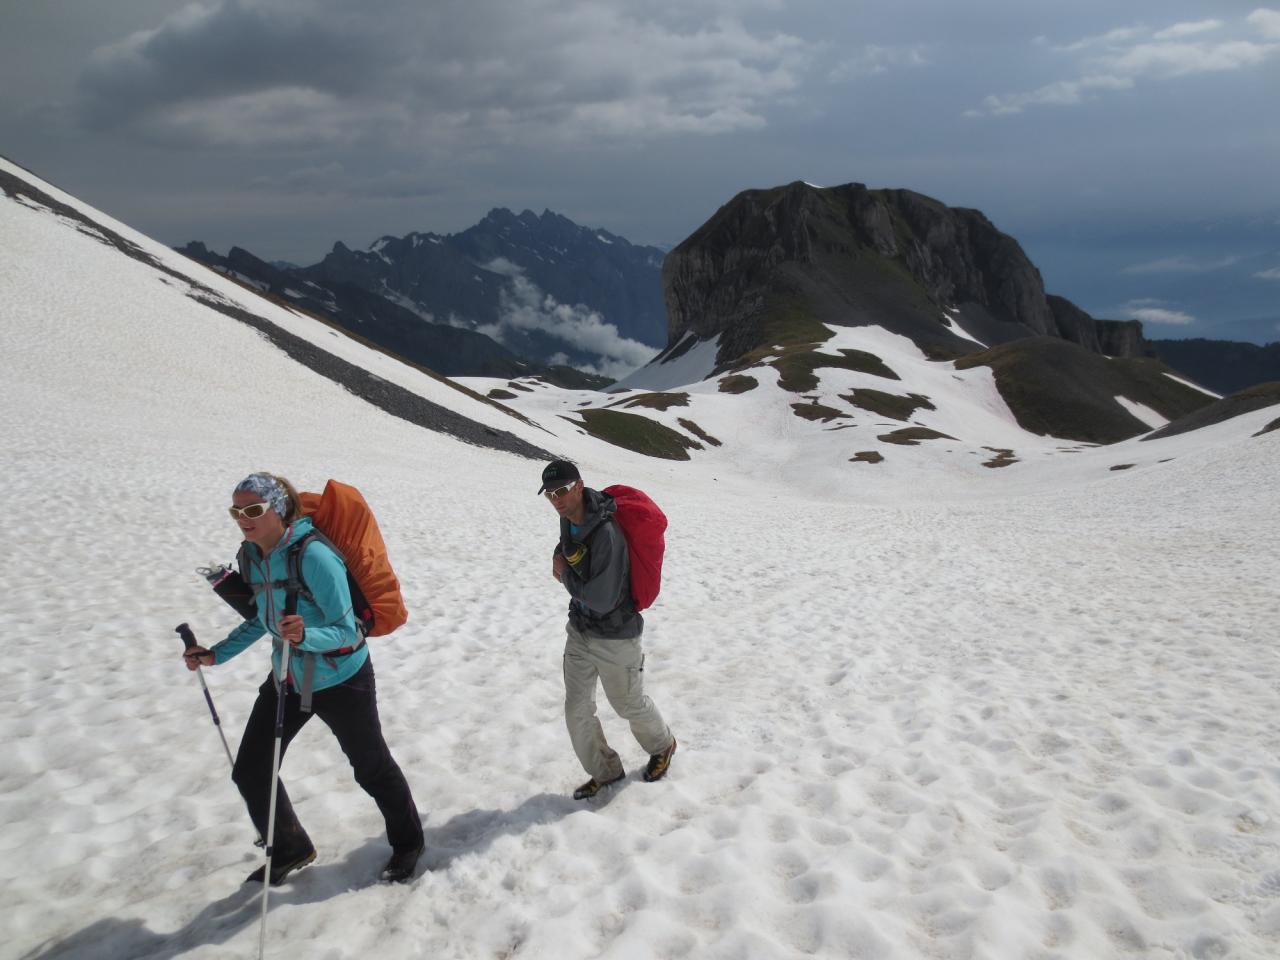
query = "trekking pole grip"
(176, 622, 198, 650)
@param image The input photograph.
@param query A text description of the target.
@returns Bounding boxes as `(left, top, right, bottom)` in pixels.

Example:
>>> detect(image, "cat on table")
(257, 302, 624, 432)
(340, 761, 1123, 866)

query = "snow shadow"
(19, 838, 391, 960)
(23, 793, 594, 959)
(422, 789, 610, 870)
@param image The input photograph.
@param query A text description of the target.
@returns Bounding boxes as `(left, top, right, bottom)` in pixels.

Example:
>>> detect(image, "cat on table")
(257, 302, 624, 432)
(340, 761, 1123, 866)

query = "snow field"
(3, 157, 1280, 958)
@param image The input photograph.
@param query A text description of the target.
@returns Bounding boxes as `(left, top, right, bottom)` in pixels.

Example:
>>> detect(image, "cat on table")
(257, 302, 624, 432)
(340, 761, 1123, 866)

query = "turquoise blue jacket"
(211, 517, 368, 692)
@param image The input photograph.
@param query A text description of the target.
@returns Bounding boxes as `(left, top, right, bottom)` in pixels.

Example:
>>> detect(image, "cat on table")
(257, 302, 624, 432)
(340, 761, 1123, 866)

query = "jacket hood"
(579, 487, 617, 533)
(582, 487, 616, 523)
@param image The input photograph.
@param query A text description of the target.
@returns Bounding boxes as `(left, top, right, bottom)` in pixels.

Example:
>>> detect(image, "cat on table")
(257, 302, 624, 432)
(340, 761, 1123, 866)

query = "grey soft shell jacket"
(558, 487, 642, 639)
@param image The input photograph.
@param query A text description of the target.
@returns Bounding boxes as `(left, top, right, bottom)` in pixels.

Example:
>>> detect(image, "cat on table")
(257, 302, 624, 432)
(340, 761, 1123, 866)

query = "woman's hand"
(279, 614, 306, 646)
(183, 646, 214, 670)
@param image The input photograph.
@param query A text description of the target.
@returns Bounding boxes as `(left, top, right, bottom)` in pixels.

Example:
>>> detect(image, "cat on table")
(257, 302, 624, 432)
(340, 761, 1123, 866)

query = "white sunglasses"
(228, 502, 274, 520)
(544, 482, 578, 500)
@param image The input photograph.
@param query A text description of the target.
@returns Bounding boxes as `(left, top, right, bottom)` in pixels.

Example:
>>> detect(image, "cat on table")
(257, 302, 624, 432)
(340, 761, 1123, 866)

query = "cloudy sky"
(3, 0, 1278, 341)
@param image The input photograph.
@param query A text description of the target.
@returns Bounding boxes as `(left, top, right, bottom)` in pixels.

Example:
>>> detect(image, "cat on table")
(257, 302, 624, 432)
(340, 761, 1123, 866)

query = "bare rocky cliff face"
(662, 181, 1114, 365)
(1095, 319, 1150, 358)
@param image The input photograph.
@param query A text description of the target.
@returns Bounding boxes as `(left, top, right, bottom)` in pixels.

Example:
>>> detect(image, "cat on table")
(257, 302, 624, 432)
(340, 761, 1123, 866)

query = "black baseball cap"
(537, 459, 581, 494)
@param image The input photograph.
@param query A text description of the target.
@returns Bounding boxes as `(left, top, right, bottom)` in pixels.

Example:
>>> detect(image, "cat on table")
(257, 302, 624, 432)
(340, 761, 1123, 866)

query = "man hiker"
(540, 459, 677, 799)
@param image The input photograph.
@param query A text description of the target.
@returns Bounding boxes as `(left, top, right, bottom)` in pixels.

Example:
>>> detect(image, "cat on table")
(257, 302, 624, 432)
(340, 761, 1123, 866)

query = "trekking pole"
(176, 624, 264, 848)
(176, 623, 238, 772)
(258, 594, 295, 960)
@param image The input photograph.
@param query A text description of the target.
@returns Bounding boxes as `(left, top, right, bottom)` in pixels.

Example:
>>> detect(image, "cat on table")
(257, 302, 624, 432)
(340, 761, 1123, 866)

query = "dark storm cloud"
(73, 0, 810, 149)
(3, 0, 1276, 335)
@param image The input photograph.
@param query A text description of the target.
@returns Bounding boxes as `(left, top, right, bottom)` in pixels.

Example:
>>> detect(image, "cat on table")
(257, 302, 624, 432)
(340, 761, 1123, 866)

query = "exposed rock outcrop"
(662, 181, 1097, 367)
(1048, 295, 1102, 353)
(1096, 319, 1150, 358)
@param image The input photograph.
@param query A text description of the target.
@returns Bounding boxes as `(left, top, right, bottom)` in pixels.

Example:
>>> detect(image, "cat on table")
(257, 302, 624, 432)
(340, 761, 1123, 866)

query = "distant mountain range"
(180, 208, 666, 381)
(1148, 338, 1280, 395)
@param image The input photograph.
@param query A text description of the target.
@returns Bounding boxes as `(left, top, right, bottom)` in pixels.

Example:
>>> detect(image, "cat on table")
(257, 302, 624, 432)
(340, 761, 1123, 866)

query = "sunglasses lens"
(230, 503, 271, 519)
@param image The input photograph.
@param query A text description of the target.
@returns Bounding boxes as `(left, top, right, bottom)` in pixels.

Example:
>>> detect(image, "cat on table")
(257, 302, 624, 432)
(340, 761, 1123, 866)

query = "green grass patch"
(720, 296, 836, 377)
(958, 338, 1214, 444)
(791, 402, 850, 423)
(841, 388, 934, 421)
(608, 392, 690, 411)
(877, 426, 956, 445)
(759, 298, 834, 348)
(718, 375, 758, 394)
(1145, 380, 1280, 441)
(921, 343, 969, 362)
(677, 418, 722, 447)
(487, 388, 518, 401)
(982, 447, 1018, 468)
(772, 347, 900, 393)
(570, 409, 700, 461)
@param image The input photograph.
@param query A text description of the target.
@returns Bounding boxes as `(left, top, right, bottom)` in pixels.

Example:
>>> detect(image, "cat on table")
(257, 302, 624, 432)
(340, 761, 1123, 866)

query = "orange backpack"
(296, 479, 408, 636)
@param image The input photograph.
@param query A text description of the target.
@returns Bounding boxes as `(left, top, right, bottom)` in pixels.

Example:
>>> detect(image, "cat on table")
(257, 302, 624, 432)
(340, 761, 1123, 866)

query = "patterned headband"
(233, 473, 289, 519)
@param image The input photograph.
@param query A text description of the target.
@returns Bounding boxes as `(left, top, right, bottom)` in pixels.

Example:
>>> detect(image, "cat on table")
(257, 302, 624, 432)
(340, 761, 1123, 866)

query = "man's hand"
(279, 614, 306, 646)
(552, 553, 569, 582)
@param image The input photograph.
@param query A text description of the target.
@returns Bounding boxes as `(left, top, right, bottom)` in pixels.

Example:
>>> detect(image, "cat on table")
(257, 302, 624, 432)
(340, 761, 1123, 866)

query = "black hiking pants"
(232, 656, 423, 857)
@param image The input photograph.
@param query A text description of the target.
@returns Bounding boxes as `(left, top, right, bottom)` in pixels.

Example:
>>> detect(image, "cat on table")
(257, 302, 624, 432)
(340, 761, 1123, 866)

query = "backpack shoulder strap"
(285, 530, 320, 606)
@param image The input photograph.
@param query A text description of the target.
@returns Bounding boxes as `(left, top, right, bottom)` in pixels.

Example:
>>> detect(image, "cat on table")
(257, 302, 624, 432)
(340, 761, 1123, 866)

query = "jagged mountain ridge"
(315, 209, 665, 338)
(181, 208, 666, 378)
(302, 208, 666, 368)
(179, 241, 533, 380)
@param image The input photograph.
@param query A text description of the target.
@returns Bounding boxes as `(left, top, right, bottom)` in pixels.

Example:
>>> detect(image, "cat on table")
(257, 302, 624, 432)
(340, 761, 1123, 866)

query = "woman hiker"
(183, 472, 424, 884)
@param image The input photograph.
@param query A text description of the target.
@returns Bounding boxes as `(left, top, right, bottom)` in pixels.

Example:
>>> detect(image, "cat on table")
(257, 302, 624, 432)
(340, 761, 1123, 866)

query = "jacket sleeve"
(294, 541, 360, 651)
(560, 520, 629, 614)
(212, 617, 267, 663)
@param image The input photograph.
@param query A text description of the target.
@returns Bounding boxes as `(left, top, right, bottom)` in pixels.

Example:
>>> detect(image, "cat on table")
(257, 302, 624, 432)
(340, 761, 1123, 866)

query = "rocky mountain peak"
(663, 180, 1081, 366)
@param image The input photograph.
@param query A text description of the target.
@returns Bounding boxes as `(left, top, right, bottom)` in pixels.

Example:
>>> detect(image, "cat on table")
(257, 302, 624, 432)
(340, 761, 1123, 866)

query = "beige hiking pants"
(563, 622, 672, 782)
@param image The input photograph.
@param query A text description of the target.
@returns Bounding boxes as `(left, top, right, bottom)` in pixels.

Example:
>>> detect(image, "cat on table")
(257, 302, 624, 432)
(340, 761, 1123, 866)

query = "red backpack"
(602, 485, 667, 610)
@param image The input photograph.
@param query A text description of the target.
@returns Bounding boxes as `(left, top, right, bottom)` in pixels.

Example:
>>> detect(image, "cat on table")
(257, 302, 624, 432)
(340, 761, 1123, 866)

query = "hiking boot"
(380, 843, 424, 884)
(643, 738, 677, 782)
(245, 846, 317, 885)
(573, 771, 625, 800)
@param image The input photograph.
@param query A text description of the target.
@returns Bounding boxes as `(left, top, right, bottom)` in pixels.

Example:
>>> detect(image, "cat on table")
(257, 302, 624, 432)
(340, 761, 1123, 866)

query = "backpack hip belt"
(298, 631, 367, 712)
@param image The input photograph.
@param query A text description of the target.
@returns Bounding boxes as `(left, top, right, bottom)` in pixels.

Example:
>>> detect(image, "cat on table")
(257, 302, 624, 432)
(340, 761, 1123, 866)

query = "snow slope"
(3, 161, 1279, 960)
